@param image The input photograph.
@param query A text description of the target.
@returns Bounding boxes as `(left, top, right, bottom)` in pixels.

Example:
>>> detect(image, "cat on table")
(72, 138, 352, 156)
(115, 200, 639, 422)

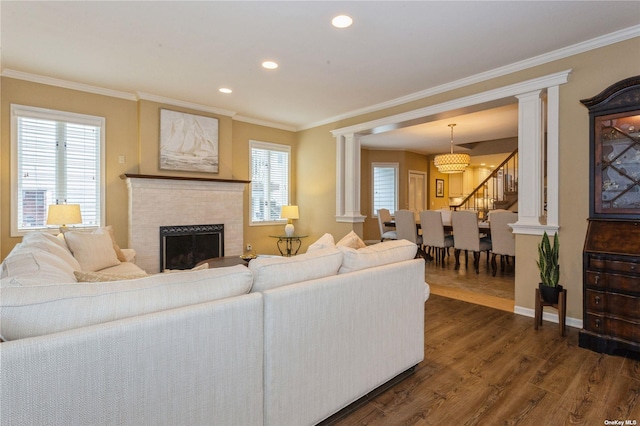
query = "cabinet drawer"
(588, 256, 639, 274)
(585, 290, 640, 319)
(585, 270, 639, 293)
(584, 313, 640, 343)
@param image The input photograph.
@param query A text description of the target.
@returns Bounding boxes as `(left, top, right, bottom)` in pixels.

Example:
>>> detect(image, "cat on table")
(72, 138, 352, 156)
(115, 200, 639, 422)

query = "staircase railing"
(450, 149, 518, 220)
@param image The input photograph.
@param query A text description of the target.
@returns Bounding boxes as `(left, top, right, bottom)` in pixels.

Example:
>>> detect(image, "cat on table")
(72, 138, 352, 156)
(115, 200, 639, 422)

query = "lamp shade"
(434, 153, 471, 173)
(46, 204, 82, 226)
(280, 205, 299, 220)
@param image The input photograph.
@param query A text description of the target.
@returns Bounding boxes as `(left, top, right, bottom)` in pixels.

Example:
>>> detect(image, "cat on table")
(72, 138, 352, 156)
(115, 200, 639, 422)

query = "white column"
(334, 133, 366, 223)
(512, 90, 544, 231)
(546, 85, 560, 229)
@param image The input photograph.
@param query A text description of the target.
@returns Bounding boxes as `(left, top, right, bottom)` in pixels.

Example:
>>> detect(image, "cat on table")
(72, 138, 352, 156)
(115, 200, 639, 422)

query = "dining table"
(383, 219, 491, 236)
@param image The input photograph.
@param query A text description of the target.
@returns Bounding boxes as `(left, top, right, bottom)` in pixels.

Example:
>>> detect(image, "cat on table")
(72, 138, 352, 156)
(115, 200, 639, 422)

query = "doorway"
(408, 170, 427, 213)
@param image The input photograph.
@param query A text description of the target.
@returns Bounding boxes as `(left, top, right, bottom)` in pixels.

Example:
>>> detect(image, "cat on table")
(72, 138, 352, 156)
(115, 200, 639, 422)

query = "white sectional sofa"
(0, 230, 428, 426)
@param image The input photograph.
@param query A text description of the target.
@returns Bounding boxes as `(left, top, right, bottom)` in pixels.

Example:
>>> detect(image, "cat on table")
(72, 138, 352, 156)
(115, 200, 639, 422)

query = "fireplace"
(160, 224, 224, 270)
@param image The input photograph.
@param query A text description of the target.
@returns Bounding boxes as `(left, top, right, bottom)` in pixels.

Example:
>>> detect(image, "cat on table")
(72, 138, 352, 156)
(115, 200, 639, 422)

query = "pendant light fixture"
(434, 123, 470, 174)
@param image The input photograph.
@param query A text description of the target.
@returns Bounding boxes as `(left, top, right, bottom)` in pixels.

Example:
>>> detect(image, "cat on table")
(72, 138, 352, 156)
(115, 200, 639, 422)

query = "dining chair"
(377, 208, 397, 242)
(395, 209, 425, 259)
(451, 210, 492, 273)
(420, 210, 454, 267)
(488, 211, 517, 276)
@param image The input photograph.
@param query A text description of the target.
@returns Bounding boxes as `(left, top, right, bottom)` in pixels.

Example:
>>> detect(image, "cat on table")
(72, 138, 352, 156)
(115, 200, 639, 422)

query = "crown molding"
(232, 115, 297, 132)
(135, 92, 236, 117)
(1, 69, 138, 101)
(306, 24, 640, 131)
(331, 70, 572, 137)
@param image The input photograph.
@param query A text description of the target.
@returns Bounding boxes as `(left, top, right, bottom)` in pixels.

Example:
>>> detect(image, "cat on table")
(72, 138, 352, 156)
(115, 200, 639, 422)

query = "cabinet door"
(448, 173, 463, 197)
(594, 111, 640, 215)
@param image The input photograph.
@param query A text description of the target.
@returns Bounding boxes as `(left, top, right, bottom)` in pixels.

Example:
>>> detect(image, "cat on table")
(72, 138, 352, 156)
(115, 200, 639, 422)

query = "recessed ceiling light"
(332, 15, 353, 28)
(262, 61, 278, 70)
(219, 87, 232, 94)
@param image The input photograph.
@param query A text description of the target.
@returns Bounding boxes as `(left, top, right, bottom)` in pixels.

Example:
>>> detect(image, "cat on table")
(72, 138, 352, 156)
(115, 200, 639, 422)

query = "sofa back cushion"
(0, 232, 83, 286)
(0, 265, 253, 341)
(249, 247, 343, 293)
(337, 239, 418, 274)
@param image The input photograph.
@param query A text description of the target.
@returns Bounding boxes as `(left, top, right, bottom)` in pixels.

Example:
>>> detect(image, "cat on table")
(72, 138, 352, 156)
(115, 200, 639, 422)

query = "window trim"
(249, 140, 291, 226)
(10, 104, 106, 237)
(371, 162, 399, 218)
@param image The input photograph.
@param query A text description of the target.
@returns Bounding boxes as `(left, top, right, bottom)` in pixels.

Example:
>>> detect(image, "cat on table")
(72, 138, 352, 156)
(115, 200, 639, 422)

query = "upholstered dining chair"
(451, 210, 492, 273)
(377, 208, 397, 242)
(395, 209, 425, 259)
(420, 210, 454, 267)
(488, 210, 518, 276)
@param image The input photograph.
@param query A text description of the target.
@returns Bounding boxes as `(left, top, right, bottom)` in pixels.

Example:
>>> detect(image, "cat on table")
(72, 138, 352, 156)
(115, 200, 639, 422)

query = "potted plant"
(537, 231, 562, 304)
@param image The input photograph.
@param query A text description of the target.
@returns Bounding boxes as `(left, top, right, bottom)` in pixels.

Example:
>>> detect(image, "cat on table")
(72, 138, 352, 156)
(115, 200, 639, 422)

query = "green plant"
(537, 231, 560, 287)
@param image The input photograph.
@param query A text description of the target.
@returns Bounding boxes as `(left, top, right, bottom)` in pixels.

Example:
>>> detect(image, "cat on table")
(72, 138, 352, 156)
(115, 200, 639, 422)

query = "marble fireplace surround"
(122, 174, 249, 273)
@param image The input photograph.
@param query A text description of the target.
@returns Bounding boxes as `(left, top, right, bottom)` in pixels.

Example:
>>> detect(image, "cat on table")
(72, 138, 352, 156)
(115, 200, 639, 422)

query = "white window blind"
(250, 141, 290, 224)
(372, 163, 398, 216)
(11, 105, 104, 234)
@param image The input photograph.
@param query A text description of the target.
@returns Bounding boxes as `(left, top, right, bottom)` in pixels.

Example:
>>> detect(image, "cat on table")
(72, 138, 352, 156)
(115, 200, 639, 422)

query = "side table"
(269, 235, 307, 257)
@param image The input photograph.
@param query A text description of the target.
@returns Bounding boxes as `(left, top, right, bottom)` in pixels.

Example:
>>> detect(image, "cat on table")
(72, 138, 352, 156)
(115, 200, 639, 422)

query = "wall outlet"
(246, 244, 252, 252)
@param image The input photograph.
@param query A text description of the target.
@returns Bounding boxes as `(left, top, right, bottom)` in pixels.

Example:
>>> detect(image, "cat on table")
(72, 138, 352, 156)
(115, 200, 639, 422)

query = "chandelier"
(434, 123, 470, 174)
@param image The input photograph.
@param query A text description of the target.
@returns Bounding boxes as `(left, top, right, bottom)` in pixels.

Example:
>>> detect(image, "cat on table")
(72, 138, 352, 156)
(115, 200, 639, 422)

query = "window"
(250, 140, 290, 224)
(11, 105, 105, 235)
(372, 163, 398, 216)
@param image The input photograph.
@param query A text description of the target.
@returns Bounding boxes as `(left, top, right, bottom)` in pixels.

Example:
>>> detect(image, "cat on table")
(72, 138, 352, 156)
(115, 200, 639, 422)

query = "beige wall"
(2, 36, 639, 322)
(1, 78, 139, 256)
(361, 149, 429, 241)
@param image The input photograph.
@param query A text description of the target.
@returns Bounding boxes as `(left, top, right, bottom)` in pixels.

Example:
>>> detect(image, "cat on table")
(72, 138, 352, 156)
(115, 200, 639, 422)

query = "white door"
(408, 171, 427, 213)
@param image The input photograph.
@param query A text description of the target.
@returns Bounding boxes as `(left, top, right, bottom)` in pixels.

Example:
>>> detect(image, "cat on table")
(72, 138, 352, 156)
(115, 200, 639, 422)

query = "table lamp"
(280, 205, 299, 237)
(46, 204, 82, 231)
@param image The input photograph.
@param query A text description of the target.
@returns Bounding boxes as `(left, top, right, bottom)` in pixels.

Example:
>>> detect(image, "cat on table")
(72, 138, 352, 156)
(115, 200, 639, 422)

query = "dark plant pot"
(539, 283, 563, 304)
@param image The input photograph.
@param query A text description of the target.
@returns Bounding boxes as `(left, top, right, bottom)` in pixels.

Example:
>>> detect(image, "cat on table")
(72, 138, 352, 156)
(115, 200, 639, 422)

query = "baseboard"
(514, 305, 583, 329)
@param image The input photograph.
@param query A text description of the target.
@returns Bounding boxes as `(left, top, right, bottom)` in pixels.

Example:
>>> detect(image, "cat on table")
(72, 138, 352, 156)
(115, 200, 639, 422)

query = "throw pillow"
(74, 270, 150, 282)
(307, 233, 335, 252)
(104, 225, 128, 262)
(336, 230, 366, 249)
(64, 230, 121, 272)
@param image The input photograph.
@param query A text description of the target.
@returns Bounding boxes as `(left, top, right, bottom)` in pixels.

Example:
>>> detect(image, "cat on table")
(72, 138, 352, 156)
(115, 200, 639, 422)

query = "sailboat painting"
(160, 109, 219, 173)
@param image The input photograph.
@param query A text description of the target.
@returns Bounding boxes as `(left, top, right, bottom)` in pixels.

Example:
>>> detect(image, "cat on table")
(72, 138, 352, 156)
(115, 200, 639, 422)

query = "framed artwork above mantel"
(159, 109, 219, 173)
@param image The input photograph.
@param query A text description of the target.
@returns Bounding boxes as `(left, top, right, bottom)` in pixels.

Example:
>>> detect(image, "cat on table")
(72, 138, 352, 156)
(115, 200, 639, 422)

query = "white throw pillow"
(64, 229, 121, 272)
(337, 239, 418, 274)
(249, 247, 343, 293)
(336, 230, 366, 249)
(0, 251, 79, 286)
(307, 233, 335, 252)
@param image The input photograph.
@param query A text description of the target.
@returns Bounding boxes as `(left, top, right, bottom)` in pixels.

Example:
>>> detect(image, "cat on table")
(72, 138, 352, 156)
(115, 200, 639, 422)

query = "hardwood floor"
(425, 250, 515, 312)
(328, 295, 640, 426)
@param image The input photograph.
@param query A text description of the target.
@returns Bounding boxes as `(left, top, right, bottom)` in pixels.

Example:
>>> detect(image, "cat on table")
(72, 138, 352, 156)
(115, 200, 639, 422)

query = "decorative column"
(334, 133, 366, 223)
(511, 90, 545, 233)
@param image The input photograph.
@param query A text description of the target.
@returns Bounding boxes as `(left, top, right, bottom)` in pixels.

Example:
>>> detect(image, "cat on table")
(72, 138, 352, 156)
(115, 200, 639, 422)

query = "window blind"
(13, 105, 103, 232)
(250, 141, 290, 223)
(373, 164, 398, 216)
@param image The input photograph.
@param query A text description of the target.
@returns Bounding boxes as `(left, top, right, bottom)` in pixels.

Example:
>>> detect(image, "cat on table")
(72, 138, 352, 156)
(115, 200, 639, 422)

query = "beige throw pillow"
(336, 230, 366, 249)
(74, 270, 149, 282)
(104, 225, 127, 262)
(64, 230, 121, 272)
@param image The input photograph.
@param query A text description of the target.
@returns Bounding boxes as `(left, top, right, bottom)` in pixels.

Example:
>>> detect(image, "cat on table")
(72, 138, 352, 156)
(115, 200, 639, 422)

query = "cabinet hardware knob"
(594, 296, 600, 305)
(595, 319, 601, 328)
(594, 275, 600, 284)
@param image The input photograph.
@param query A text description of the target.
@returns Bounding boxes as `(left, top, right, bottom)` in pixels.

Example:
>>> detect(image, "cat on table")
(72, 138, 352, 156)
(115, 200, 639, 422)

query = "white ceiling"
(2, 1, 639, 155)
